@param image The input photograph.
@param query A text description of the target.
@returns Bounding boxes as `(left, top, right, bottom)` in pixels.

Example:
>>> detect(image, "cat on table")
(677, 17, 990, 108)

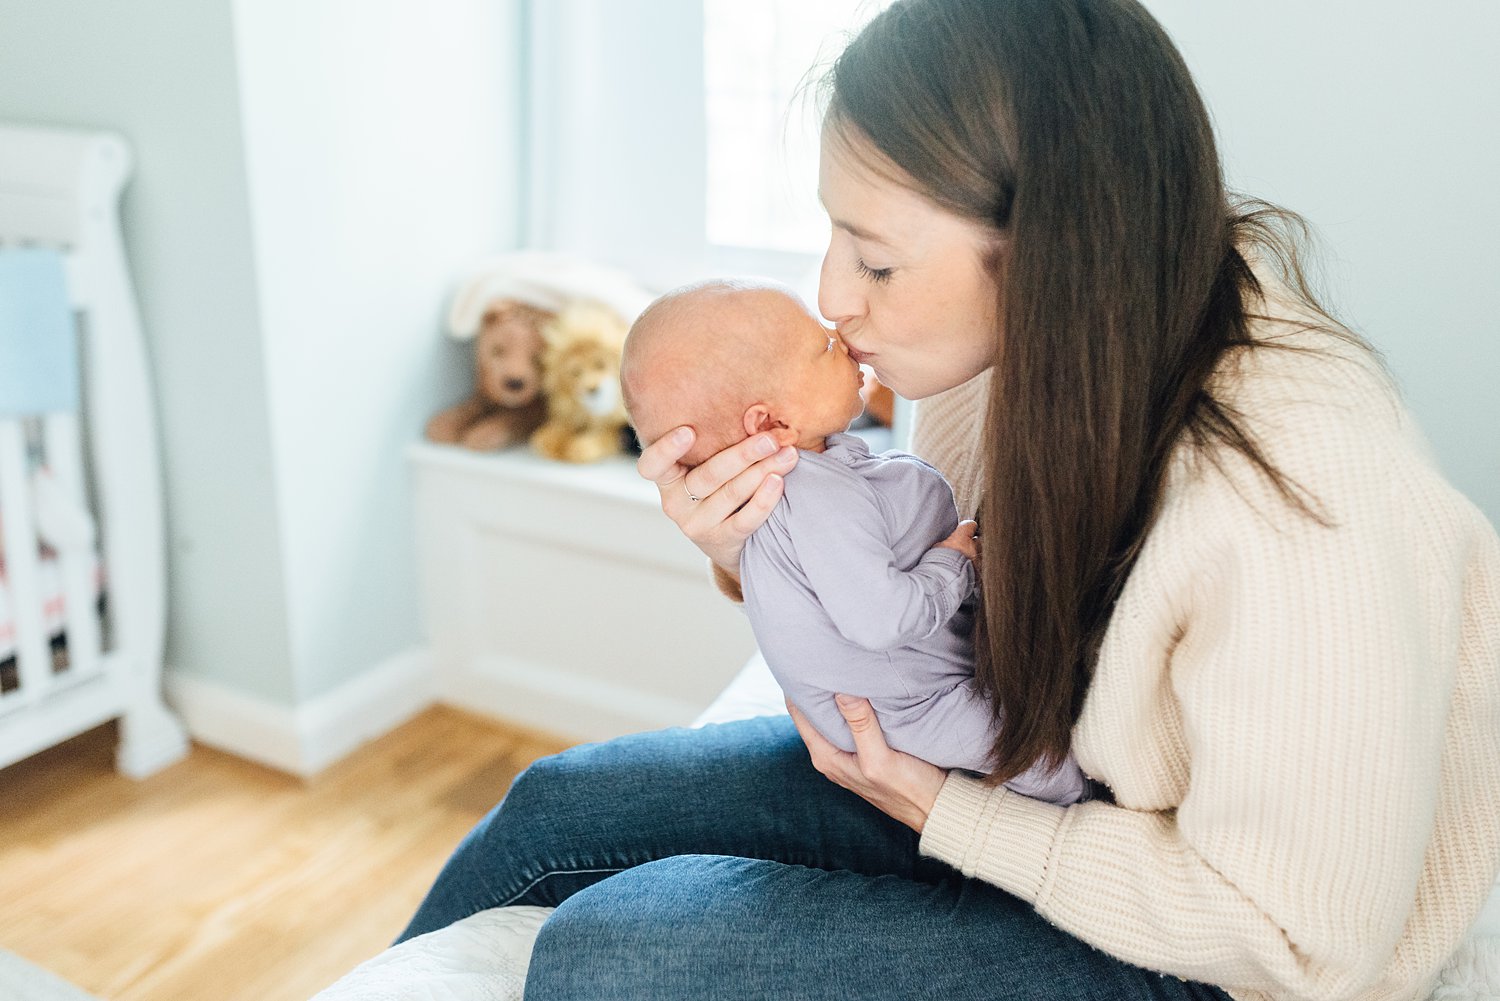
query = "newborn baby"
(622, 279, 1084, 803)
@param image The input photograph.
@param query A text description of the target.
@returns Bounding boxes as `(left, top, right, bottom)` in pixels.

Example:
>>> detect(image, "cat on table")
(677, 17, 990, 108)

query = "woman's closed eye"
(854, 259, 894, 284)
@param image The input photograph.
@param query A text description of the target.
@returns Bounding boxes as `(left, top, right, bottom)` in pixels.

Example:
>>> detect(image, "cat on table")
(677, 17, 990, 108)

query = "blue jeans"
(400, 715, 1232, 1001)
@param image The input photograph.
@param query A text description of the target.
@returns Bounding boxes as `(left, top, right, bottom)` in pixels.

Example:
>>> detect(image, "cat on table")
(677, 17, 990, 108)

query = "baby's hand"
(934, 519, 980, 562)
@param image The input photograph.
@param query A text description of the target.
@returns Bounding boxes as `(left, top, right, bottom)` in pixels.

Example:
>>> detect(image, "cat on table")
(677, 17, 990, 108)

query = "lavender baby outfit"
(740, 432, 1086, 805)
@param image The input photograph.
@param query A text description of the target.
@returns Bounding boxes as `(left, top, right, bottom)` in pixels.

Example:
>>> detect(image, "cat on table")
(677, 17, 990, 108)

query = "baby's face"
(771, 305, 867, 444)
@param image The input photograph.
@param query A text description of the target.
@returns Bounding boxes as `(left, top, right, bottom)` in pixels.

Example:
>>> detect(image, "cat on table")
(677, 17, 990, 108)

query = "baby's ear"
(742, 404, 778, 438)
(743, 406, 798, 449)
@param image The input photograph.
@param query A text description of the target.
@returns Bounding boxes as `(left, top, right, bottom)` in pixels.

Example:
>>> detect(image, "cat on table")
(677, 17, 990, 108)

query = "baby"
(622, 279, 1084, 804)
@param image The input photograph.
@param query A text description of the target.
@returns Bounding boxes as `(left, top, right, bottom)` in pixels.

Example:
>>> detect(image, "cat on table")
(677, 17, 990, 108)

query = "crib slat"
(0, 124, 188, 776)
(42, 412, 103, 683)
(0, 420, 51, 709)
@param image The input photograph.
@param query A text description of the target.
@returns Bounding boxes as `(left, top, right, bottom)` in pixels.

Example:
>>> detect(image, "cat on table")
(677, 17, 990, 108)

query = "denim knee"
(426, 750, 576, 892)
(524, 856, 725, 994)
(498, 751, 571, 824)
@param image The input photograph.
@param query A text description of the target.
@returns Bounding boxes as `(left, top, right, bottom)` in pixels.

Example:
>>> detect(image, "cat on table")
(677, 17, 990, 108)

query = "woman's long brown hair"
(826, 0, 1355, 783)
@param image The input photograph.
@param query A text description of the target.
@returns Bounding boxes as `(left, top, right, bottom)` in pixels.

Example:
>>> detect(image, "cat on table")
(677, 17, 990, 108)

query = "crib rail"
(0, 122, 186, 776)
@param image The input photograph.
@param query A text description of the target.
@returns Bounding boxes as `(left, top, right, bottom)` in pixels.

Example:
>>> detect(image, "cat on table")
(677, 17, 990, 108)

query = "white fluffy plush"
(446, 251, 653, 341)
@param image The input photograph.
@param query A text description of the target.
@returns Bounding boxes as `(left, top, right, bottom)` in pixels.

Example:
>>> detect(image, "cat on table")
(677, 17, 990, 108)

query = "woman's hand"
(636, 426, 800, 576)
(787, 695, 948, 833)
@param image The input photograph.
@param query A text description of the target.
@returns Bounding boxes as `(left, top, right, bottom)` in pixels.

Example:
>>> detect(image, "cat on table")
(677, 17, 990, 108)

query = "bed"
(314, 651, 1500, 1000)
(0, 121, 187, 777)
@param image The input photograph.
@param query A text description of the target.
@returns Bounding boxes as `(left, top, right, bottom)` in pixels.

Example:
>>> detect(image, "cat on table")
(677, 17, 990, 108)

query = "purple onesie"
(740, 432, 1086, 805)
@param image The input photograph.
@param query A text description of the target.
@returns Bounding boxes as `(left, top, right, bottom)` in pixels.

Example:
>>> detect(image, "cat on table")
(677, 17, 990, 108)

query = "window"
(703, 0, 892, 255)
(523, 0, 890, 291)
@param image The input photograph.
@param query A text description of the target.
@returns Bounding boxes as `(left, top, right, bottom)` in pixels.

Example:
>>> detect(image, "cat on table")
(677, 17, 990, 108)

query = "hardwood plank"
(0, 706, 571, 1000)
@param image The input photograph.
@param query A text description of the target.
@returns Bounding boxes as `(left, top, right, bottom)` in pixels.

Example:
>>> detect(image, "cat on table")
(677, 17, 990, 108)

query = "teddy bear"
(530, 302, 631, 463)
(425, 252, 653, 452)
(424, 299, 552, 450)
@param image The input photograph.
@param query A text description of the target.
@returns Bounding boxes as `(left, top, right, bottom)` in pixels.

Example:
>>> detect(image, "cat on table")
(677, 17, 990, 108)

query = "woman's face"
(817, 127, 1003, 401)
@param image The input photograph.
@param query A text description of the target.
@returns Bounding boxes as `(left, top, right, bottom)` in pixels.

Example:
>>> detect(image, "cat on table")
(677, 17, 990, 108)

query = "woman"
(401, 1, 1500, 997)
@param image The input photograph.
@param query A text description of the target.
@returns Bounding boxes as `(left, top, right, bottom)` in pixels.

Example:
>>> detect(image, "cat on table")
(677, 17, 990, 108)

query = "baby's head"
(622, 279, 866, 466)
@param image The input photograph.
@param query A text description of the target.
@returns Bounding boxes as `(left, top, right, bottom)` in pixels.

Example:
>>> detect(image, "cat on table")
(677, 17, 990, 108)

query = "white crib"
(0, 122, 187, 778)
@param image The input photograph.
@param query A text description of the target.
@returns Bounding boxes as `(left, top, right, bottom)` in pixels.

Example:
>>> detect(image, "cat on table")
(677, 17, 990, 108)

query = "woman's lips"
(847, 347, 873, 365)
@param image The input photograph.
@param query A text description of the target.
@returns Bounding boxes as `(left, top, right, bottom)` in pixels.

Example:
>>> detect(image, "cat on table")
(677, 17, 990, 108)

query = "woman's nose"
(818, 250, 862, 330)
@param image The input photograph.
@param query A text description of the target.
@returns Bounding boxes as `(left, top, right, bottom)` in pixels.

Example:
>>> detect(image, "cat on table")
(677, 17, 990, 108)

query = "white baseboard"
(438, 652, 709, 745)
(164, 648, 437, 777)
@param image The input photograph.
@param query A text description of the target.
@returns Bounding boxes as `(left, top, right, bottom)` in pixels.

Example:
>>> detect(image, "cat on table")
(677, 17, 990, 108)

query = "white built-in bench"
(408, 441, 758, 744)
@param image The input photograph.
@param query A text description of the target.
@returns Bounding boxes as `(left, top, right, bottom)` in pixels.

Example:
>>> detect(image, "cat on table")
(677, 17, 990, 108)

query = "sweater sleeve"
(790, 475, 975, 652)
(919, 382, 1461, 998)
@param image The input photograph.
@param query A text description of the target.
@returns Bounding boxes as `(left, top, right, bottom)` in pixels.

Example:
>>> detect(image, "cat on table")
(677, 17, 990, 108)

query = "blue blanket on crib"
(0, 247, 78, 417)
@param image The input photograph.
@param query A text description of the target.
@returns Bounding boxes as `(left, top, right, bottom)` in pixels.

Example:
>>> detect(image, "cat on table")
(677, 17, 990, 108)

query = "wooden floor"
(0, 706, 571, 1001)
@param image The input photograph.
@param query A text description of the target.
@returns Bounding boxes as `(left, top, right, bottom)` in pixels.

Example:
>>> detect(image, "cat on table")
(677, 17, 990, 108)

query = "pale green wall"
(1146, 0, 1500, 528)
(0, 0, 298, 702)
(0, 0, 525, 707)
(230, 0, 524, 701)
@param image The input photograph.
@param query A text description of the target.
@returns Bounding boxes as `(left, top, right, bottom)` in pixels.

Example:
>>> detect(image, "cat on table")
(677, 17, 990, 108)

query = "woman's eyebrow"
(818, 189, 895, 247)
(828, 216, 894, 248)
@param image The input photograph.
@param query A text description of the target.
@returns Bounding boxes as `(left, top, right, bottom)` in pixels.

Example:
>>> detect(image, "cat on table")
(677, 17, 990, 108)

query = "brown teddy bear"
(424, 299, 552, 450)
(426, 252, 652, 452)
(531, 302, 631, 463)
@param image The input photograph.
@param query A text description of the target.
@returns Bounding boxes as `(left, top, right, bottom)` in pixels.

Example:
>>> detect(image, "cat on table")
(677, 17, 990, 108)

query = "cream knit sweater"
(908, 315, 1500, 1000)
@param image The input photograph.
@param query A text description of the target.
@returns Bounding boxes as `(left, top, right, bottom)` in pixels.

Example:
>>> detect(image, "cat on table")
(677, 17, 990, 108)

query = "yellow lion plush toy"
(531, 302, 630, 463)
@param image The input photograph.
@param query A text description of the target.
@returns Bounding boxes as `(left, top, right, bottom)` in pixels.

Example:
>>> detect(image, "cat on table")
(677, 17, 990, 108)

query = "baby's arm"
(791, 481, 975, 652)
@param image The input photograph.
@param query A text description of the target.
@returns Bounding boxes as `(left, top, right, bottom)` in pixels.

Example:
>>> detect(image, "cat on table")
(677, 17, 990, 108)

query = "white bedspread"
(313, 906, 551, 1001)
(312, 653, 1500, 1001)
